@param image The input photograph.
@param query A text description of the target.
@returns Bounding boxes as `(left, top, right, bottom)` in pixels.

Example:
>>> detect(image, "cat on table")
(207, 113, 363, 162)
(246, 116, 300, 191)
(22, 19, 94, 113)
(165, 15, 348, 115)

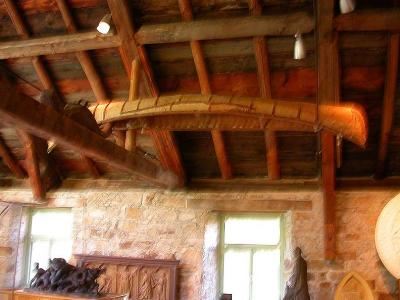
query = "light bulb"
(97, 14, 112, 34)
(294, 33, 306, 60)
(340, 0, 356, 14)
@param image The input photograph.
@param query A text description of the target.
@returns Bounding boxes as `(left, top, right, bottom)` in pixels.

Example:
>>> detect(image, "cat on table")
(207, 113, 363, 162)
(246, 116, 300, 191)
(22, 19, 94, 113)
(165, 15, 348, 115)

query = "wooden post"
(376, 33, 400, 178)
(317, 0, 338, 260)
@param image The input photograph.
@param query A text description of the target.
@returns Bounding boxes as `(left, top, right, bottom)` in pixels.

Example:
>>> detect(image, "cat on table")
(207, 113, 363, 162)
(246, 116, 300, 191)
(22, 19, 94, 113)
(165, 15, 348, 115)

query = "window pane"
(31, 210, 72, 238)
(224, 216, 280, 245)
(29, 240, 50, 280)
(50, 240, 72, 261)
(223, 249, 251, 300)
(252, 249, 281, 300)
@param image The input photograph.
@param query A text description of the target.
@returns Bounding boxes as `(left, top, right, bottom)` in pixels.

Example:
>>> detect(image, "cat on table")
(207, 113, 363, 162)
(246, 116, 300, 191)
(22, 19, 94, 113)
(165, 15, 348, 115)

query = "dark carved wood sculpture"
(282, 247, 310, 300)
(29, 258, 106, 294)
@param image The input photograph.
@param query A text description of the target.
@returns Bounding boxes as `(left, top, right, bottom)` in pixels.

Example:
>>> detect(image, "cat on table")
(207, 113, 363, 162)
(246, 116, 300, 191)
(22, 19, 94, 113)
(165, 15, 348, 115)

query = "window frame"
(25, 208, 73, 283)
(219, 213, 285, 300)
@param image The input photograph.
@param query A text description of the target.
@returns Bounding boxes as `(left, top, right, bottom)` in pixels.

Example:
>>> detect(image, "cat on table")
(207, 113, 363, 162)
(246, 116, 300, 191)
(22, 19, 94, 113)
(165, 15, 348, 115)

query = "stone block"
(0, 247, 12, 257)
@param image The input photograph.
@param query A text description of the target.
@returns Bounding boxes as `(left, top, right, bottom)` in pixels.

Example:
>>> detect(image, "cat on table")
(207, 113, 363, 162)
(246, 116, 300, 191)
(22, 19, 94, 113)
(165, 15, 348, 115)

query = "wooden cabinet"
(1, 291, 126, 300)
(0, 289, 13, 300)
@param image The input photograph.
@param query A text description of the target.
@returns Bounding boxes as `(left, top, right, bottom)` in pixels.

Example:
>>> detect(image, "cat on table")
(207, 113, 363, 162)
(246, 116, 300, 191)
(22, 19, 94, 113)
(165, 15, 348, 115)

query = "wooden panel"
(75, 254, 179, 300)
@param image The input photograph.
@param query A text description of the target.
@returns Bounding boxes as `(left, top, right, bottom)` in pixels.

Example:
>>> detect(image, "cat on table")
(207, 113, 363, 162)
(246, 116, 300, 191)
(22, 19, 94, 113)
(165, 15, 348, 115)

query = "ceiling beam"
(4, 0, 62, 95)
(106, 0, 158, 97)
(81, 155, 101, 179)
(18, 131, 45, 200)
(0, 73, 178, 188)
(0, 135, 25, 179)
(0, 31, 120, 60)
(150, 130, 186, 187)
(317, 0, 339, 261)
(135, 11, 313, 45)
(106, 0, 185, 184)
(90, 95, 368, 147)
(178, 0, 232, 180)
(376, 33, 400, 178)
(125, 59, 140, 153)
(4, 1, 63, 194)
(211, 130, 232, 180)
(56, 0, 108, 103)
(249, 0, 280, 180)
(335, 8, 400, 32)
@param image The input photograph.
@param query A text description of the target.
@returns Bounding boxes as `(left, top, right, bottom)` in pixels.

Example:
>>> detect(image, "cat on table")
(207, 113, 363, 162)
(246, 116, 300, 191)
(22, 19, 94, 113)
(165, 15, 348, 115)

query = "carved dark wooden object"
(29, 258, 105, 294)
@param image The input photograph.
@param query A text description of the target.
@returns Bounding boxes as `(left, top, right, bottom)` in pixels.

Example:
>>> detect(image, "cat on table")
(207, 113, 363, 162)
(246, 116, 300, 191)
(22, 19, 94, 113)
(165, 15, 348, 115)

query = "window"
(26, 209, 73, 281)
(220, 214, 284, 300)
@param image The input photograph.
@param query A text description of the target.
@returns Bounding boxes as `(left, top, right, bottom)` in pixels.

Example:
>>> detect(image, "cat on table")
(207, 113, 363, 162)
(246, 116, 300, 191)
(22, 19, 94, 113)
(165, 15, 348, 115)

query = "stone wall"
(0, 186, 399, 299)
(0, 203, 27, 289)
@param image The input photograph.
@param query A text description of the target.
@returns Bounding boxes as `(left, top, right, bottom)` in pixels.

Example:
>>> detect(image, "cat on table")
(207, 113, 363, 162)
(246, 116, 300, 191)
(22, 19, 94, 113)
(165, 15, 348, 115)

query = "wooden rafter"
(211, 130, 232, 180)
(376, 33, 400, 178)
(135, 11, 314, 45)
(125, 59, 140, 153)
(4, 1, 63, 194)
(81, 155, 101, 179)
(0, 73, 178, 188)
(335, 9, 400, 32)
(4, 0, 61, 94)
(0, 32, 120, 60)
(150, 130, 186, 187)
(249, 0, 280, 180)
(17, 131, 45, 200)
(178, 0, 232, 180)
(56, 0, 108, 102)
(55, 0, 106, 178)
(106, 0, 158, 97)
(317, 0, 339, 260)
(0, 135, 25, 179)
(107, 0, 185, 185)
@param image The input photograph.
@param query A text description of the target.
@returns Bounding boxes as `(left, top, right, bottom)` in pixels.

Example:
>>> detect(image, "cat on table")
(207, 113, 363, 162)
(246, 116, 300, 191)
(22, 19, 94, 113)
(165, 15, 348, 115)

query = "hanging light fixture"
(340, 0, 356, 14)
(97, 14, 112, 34)
(294, 32, 306, 60)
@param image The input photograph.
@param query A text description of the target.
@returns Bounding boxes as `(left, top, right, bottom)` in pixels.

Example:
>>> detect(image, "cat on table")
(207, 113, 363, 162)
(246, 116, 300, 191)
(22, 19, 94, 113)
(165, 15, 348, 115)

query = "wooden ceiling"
(0, 0, 399, 198)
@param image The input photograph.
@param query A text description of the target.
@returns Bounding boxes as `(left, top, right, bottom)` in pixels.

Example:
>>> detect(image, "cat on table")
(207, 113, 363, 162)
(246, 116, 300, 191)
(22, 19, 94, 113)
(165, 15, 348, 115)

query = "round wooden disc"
(375, 193, 400, 279)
